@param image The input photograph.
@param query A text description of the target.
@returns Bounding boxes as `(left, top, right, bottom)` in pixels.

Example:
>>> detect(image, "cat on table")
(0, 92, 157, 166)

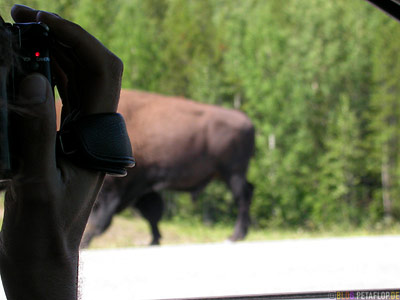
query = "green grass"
(1, 192, 400, 250)
(87, 212, 400, 249)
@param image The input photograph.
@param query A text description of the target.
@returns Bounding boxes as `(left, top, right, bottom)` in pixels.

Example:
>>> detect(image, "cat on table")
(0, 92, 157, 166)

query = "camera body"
(6, 22, 52, 99)
(0, 22, 52, 181)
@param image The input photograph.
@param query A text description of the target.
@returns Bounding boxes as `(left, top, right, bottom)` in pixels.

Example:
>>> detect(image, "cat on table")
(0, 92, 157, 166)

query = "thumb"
(10, 73, 57, 178)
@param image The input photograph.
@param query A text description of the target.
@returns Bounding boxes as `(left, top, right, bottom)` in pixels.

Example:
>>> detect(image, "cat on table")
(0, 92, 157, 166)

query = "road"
(0, 236, 398, 299)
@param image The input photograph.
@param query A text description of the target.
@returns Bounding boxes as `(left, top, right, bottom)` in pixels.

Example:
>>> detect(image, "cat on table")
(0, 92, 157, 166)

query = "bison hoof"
(229, 232, 247, 242)
(150, 239, 160, 246)
(80, 240, 90, 249)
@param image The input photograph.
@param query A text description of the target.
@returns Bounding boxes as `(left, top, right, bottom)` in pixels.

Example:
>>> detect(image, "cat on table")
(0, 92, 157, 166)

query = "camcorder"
(0, 22, 52, 181)
(0, 22, 134, 180)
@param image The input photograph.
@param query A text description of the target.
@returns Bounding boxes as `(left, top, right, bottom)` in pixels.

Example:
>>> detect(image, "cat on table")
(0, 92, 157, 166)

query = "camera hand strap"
(57, 112, 135, 176)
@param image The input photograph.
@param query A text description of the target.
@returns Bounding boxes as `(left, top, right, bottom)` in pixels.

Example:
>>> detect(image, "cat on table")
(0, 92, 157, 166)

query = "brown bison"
(75, 90, 255, 247)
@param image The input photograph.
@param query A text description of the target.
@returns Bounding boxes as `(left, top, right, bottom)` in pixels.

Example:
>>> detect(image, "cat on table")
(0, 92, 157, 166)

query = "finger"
(51, 40, 121, 115)
(37, 11, 122, 114)
(12, 5, 120, 76)
(51, 53, 80, 114)
(11, 5, 38, 23)
(52, 43, 79, 79)
(36, 11, 118, 75)
(12, 5, 122, 115)
(10, 74, 57, 179)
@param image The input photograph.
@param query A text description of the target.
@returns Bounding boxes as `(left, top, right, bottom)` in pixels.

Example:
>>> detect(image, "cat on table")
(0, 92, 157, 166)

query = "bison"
(62, 90, 255, 247)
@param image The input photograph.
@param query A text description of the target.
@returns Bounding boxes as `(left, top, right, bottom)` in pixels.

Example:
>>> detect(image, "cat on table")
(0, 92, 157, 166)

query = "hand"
(0, 5, 123, 300)
(12, 5, 123, 118)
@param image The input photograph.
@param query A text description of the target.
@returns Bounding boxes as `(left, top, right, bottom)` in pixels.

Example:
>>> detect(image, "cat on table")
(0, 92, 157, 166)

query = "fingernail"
(37, 10, 61, 21)
(12, 4, 34, 11)
(11, 4, 36, 19)
(18, 74, 49, 104)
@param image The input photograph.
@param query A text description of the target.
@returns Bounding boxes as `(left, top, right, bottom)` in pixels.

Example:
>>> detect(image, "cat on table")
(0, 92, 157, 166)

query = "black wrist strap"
(56, 112, 135, 176)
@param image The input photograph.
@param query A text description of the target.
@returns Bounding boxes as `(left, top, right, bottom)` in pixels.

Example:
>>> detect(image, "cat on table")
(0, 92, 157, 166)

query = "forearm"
(0, 166, 103, 300)
(0, 252, 79, 300)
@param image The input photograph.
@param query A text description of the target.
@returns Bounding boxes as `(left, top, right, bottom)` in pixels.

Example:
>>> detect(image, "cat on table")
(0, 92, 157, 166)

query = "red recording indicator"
(35, 52, 40, 57)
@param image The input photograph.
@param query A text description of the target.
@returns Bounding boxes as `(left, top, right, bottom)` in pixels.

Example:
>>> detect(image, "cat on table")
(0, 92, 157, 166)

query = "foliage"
(1, 0, 400, 230)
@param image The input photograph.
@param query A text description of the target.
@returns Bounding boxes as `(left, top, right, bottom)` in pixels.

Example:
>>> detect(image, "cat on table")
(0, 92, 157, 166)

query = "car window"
(0, 1, 399, 300)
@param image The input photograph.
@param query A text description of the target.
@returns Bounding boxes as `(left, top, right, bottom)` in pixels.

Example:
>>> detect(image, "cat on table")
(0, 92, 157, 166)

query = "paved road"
(0, 236, 399, 299)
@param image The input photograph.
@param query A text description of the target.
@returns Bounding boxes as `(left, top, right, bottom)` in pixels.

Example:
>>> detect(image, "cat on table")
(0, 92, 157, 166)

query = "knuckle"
(108, 54, 124, 77)
(93, 53, 123, 80)
(69, 22, 85, 36)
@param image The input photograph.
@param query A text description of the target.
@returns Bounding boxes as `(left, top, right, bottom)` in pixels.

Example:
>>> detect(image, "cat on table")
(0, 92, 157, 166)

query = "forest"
(1, 0, 400, 232)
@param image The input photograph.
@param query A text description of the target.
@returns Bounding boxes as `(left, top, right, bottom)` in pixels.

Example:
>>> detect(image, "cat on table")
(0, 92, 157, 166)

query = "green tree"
(370, 13, 400, 221)
(315, 95, 365, 227)
(109, 0, 167, 91)
(74, 0, 122, 48)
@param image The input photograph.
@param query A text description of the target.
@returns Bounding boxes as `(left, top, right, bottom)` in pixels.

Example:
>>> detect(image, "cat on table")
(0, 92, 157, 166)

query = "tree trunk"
(381, 146, 392, 219)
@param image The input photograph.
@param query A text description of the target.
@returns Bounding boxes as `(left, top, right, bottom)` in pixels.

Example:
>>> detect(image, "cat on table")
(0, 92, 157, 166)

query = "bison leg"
(226, 173, 253, 241)
(80, 190, 120, 248)
(134, 192, 164, 246)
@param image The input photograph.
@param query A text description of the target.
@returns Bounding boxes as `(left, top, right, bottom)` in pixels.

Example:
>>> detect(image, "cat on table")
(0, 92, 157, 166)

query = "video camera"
(0, 21, 134, 180)
(0, 22, 52, 181)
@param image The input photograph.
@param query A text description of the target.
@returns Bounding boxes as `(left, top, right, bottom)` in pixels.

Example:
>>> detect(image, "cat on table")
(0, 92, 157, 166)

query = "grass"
(1, 192, 400, 250)
(87, 211, 400, 249)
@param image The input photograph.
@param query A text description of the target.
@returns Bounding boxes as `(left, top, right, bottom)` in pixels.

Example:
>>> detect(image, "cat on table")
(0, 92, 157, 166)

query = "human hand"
(0, 5, 123, 300)
(11, 4, 123, 118)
